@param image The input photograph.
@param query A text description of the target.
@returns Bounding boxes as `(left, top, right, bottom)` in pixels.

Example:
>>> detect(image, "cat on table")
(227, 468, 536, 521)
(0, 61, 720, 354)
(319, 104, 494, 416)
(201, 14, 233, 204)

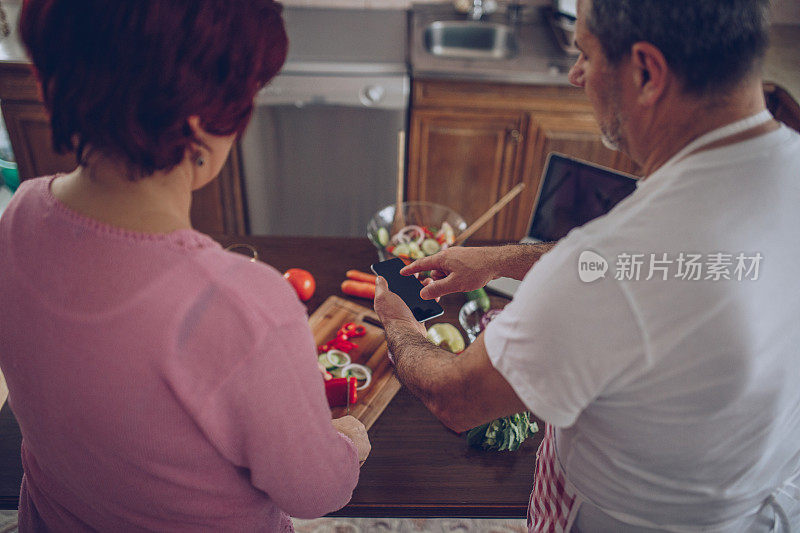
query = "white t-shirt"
(484, 124, 800, 530)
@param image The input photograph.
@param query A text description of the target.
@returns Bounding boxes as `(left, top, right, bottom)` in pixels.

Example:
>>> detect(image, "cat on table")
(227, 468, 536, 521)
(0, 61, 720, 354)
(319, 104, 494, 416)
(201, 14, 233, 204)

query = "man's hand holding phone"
(372, 259, 438, 362)
(373, 276, 427, 336)
(370, 258, 444, 322)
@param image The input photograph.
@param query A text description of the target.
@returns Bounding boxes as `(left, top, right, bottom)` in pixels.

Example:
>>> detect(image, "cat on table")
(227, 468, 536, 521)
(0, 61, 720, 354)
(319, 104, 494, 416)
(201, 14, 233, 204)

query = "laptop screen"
(527, 153, 638, 242)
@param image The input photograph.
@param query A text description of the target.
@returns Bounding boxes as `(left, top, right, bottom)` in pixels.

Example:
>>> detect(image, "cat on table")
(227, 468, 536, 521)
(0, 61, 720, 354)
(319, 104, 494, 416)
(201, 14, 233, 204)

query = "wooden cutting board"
(309, 296, 400, 430)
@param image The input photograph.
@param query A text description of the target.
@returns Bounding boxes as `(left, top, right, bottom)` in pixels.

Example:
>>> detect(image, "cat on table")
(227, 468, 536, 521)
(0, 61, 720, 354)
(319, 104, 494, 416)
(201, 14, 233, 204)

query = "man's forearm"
(493, 242, 555, 281)
(384, 321, 464, 426)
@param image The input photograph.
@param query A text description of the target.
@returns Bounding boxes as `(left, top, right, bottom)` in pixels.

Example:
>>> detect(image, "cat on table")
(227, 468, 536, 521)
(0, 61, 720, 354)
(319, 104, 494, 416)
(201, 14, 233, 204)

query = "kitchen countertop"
(0, 235, 541, 517)
(410, 3, 575, 85)
(410, 3, 800, 100)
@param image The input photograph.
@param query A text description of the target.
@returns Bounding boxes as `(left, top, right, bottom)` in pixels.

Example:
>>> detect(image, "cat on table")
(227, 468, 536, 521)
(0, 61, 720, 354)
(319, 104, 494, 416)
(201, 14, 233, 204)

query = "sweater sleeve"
(160, 257, 361, 518)
(193, 312, 360, 518)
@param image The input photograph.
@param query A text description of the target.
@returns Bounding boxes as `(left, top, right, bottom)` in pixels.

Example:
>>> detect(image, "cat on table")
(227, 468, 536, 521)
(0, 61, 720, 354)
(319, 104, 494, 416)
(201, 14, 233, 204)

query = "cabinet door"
(407, 109, 527, 240)
(500, 111, 641, 239)
(1, 101, 77, 180)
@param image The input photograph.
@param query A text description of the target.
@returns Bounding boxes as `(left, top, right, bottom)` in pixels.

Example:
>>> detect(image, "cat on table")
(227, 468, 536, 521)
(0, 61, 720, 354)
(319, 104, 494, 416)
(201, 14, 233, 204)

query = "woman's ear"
(186, 116, 207, 146)
(183, 115, 237, 189)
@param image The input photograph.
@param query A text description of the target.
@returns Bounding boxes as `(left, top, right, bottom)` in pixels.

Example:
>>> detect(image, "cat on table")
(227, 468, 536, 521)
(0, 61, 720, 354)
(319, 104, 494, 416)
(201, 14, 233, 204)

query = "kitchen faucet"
(454, 0, 498, 20)
(468, 0, 488, 20)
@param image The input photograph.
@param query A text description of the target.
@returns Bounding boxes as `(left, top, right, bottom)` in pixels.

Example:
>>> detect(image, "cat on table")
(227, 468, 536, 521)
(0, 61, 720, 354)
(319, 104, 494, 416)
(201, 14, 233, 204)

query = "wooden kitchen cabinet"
(408, 80, 640, 241)
(0, 62, 247, 234)
(408, 108, 527, 240)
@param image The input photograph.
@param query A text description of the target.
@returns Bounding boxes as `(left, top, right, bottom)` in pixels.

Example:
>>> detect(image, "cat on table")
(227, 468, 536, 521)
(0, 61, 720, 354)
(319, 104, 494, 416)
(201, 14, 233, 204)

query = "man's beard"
(599, 107, 625, 152)
(600, 131, 620, 151)
(597, 80, 626, 153)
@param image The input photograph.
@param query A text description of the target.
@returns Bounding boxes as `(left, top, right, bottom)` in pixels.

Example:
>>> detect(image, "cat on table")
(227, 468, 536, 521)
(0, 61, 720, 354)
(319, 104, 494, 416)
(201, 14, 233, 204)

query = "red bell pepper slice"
(338, 322, 366, 339)
(318, 322, 367, 353)
(324, 377, 357, 408)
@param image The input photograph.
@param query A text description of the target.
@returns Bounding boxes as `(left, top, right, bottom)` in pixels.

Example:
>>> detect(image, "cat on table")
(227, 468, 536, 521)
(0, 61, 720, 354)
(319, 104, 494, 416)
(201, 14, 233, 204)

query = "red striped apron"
(528, 424, 581, 533)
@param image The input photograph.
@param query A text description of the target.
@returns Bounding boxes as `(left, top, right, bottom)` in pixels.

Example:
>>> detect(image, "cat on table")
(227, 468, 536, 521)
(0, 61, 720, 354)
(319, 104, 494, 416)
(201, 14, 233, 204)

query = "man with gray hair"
(374, 0, 800, 530)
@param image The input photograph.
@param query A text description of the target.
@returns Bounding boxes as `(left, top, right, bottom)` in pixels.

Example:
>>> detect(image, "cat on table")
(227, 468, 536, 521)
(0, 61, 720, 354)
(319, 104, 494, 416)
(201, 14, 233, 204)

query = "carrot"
(346, 269, 377, 284)
(341, 280, 376, 299)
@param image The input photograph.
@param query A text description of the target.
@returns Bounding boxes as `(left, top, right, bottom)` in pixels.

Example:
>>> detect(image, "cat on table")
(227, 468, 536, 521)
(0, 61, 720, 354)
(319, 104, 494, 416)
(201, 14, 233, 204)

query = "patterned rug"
(0, 511, 526, 532)
(0, 512, 16, 533)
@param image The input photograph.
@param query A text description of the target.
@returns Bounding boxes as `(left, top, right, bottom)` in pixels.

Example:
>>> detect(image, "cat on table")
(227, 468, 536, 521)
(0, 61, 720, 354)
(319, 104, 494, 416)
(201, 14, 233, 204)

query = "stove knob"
(359, 84, 386, 107)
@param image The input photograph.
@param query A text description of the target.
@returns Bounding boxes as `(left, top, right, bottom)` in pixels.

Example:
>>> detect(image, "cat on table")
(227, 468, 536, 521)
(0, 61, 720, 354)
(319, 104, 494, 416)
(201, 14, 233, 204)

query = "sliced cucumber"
(377, 227, 390, 247)
(393, 242, 410, 257)
(318, 353, 333, 369)
(421, 238, 441, 256)
(318, 350, 350, 370)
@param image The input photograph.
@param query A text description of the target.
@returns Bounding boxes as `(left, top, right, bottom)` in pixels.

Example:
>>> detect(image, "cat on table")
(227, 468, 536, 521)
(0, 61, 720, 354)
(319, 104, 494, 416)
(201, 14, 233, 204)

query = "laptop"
(486, 153, 639, 297)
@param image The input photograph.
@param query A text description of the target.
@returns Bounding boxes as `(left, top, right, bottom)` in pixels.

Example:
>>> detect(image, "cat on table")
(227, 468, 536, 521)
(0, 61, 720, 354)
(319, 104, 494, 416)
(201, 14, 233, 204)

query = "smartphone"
(371, 258, 444, 322)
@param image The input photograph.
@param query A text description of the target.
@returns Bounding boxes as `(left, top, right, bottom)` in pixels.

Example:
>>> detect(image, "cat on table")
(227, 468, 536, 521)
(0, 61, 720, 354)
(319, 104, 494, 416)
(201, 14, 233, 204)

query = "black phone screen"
(371, 258, 444, 322)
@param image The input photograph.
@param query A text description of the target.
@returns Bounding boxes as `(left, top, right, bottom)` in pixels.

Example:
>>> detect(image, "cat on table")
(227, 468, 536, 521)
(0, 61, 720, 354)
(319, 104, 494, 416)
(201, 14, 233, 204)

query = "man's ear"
(630, 42, 669, 106)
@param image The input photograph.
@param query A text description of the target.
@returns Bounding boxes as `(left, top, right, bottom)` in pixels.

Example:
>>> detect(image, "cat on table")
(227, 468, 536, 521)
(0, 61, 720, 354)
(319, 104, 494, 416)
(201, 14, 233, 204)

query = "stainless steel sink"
(423, 21, 518, 60)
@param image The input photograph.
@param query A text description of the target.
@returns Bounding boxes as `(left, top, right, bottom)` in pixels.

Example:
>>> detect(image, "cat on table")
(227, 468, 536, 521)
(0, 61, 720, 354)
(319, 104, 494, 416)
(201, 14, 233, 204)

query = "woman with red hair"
(0, 1, 369, 531)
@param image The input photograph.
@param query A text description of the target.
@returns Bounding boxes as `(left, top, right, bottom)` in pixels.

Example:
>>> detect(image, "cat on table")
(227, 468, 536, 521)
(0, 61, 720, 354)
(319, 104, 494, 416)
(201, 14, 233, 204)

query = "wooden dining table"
(0, 234, 542, 517)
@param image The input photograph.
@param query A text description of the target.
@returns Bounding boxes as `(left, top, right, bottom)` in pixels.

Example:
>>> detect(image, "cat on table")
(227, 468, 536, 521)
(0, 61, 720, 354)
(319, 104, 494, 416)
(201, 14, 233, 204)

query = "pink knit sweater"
(0, 177, 359, 531)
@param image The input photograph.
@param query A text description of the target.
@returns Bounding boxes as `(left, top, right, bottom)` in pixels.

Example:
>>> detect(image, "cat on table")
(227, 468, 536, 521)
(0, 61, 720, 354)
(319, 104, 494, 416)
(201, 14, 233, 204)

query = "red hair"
(20, 0, 288, 177)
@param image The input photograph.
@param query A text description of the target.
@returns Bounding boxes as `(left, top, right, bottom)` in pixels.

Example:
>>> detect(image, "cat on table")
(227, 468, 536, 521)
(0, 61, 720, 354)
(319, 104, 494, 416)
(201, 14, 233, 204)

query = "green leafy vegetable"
(466, 412, 539, 452)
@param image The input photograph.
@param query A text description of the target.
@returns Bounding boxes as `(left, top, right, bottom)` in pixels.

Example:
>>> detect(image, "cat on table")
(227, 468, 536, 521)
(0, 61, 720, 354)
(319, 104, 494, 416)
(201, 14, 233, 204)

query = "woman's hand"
(332, 415, 371, 466)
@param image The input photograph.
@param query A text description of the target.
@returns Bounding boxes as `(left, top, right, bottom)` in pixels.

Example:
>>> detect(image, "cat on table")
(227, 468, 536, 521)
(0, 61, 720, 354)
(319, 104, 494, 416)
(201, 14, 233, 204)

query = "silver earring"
(196, 155, 205, 167)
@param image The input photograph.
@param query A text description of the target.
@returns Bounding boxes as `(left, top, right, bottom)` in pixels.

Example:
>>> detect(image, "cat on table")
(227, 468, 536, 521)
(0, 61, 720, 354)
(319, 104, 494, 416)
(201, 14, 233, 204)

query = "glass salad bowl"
(458, 300, 504, 343)
(367, 201, 468, 261)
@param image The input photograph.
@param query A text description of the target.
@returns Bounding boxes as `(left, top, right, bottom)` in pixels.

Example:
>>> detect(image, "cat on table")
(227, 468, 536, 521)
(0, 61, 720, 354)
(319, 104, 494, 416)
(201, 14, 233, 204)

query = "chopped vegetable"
(346, 270, 377, 284)
(341, 280, 376, 299)
(479, 309, 503, 330)
(409, 241, 424, 260)
(318, 362, 333, 381)
(318, 322, 367, 354)
(378, 222, 457, 261)
(466, 412, 539, 452)
(437, 222, 455, 247)
(421, 238, 441, 256)
(465, 288, 491, 312)
(377, 227, 390, 247)
(325, 377, 357, 408)
(337, 363, 373, 390)
(393, 242, 410, 257)
(426, 323, 466, 353)
(318, 349, 351, 370)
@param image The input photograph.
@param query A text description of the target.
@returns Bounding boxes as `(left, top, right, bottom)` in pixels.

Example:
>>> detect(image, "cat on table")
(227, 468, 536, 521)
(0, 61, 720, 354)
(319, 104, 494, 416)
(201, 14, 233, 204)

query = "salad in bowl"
(367, 201, 468, 261)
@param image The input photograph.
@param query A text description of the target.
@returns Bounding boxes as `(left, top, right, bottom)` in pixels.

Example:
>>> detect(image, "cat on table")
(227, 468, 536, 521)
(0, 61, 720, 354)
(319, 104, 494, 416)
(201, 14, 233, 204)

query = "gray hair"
(587, 0, 771, 95)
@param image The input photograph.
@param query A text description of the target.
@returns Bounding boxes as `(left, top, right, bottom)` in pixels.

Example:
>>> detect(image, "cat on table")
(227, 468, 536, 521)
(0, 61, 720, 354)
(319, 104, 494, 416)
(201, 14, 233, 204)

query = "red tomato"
(283, 268, 316, 301)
